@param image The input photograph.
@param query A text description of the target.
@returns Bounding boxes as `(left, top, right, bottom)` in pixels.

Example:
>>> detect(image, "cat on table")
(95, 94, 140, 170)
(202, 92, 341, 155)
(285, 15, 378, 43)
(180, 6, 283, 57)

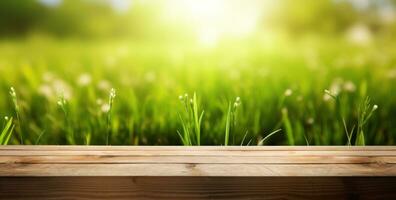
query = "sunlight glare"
(166, 0, 265, 46)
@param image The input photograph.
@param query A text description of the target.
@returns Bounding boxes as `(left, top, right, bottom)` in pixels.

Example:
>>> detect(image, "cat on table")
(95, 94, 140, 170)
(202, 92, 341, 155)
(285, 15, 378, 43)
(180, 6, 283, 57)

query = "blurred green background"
(1, 0, 396, 145)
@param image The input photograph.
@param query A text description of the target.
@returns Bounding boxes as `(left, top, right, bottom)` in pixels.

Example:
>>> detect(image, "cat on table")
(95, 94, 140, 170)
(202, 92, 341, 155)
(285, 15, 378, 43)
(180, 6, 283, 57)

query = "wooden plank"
(0, 146, 395, 176)
(1, 146, 396, 199)
(3, 145, 396, 151)
(1, 163, 396, 176)
(1, 155, 396, 164)
(1, 177, 396, 199)
(2, 150, 396, 156)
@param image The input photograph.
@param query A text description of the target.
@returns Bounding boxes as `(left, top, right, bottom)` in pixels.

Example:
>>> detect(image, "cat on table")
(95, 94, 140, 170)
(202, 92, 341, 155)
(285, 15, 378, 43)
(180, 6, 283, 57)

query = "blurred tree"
(0, 0, 395, 40)
(40, 0, 118, 38)
(0, 0, 46, 36)
(267, 0, 359, 35)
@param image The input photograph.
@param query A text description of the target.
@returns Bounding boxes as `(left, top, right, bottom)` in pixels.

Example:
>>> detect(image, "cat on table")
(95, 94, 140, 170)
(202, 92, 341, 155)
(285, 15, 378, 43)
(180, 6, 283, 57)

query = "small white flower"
(53, 79, 72, 100)
(97, 80, 111, 91)
(343, 81, 356, 92)
(330, 84, 341, 96)
(38, 84, 53, 98)
(323, 93, 331, 101)
(234, 96, 241, 108)
(373, 105, 378, 111)
(9, 87, 16, 97)
(284, 89, 293, 97)
(77, 73, 92, 86)
(4, 116, 9, 121)
(96, 98, 103, 105)
(306, 117, 314, 125)
(324, 89, 337, 100)
(101, 103, 111, 113)
(346, 23, 372, 45)
(110, 88, 116, 99)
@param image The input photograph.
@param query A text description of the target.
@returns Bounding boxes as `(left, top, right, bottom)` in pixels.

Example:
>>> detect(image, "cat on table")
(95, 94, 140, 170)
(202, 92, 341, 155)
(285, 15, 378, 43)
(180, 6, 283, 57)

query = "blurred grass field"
(1, 0, 396, 145)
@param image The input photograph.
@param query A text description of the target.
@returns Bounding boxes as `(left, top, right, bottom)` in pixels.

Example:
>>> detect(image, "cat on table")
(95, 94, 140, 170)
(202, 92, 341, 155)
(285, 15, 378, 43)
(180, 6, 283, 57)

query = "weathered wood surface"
(0, 146, 395, 176)
(1, 146, 396, 199)
(1, 177, 396, 200)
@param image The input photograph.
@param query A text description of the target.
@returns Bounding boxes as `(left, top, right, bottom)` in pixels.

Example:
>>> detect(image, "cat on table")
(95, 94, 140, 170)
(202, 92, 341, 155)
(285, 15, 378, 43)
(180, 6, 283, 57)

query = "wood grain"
(1, 146, 396, 199)
(1, 177, 396, 200)
(0, 146, 396, 176)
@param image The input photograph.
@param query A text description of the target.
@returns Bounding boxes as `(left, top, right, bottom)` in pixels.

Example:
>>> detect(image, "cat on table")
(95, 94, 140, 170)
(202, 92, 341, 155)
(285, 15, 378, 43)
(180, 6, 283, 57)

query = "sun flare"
(165, 0, 265, 46)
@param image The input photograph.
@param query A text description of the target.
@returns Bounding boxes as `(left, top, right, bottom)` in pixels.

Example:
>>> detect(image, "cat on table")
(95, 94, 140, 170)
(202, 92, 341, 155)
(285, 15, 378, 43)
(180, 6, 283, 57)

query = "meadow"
(0, 34, 395, 146)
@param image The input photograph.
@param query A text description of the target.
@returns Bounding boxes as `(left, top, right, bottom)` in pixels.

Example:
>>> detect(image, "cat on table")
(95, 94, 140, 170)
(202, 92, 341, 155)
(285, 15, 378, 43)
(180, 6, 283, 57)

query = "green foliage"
(258, 129, 282, 146)
(0, 38, 392, 145)
(0, 117, 14, 145)
(224, 97, 241, 146)
(177, 93, 204, 146)
(355, 97, 378, 146)
(9, 87, 22, 144)
(281, 108, 294, 145)
(325, 90, 377, 146)
(57, 93, 74, 144)
(106, 88, 116, 145)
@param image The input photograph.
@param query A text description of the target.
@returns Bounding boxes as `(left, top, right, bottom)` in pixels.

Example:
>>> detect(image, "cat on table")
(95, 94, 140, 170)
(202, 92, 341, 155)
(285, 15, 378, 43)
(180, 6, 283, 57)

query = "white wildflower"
(343, 81, 356, 92)
(38, 84, 53, 99)
(323, 93, 331, 101)
(284, 89, 293, 97)
(329, 82, 341, 96)
(101, 103, 111, 113)
(53, 79, 72, 100)
(9, 87, 16, 97)
(96, 98, 103, 105)
(97, 80, 111, 91)
(306, 117, 314, 125)
(346, 23, 372, 45)
(110, 88, 116, 99)
(77, 73, 92, 86)
(234, 96, 241, 108)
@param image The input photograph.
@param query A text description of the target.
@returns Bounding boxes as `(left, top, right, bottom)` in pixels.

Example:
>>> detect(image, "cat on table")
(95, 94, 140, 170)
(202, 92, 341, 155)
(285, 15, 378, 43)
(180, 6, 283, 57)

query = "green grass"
(0, 117, 14, 145)
(177, 93, 204, 145)
(0, 36, 394, 145)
